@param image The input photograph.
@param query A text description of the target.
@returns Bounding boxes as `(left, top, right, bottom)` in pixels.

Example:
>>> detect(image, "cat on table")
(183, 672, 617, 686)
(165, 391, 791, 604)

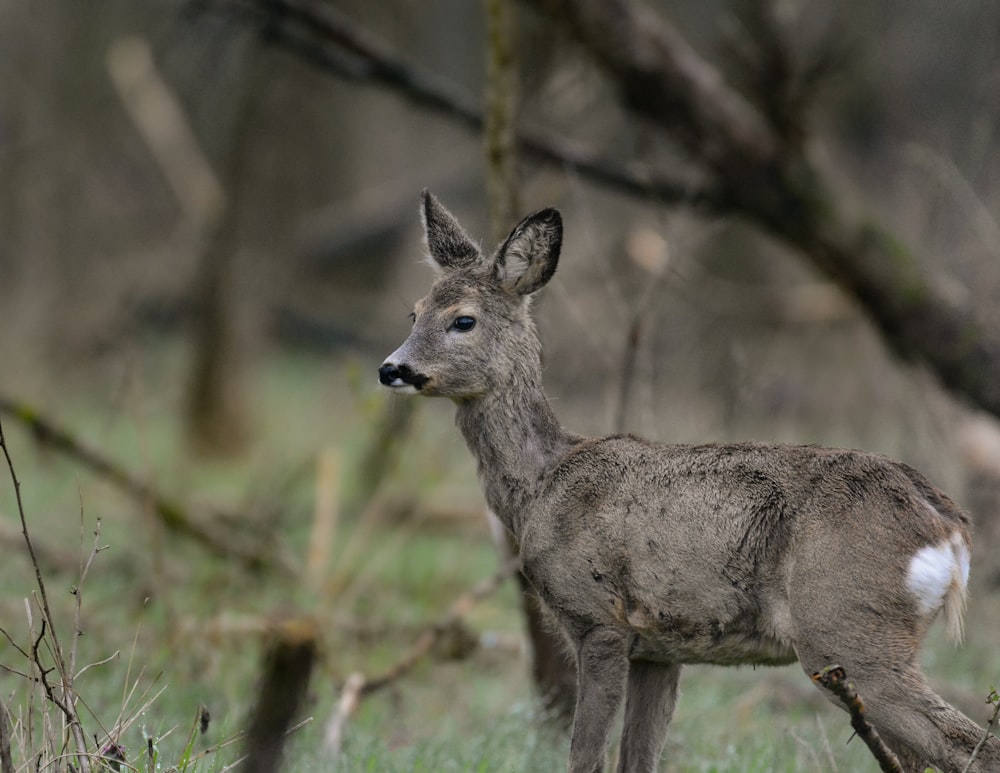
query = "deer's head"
(379, 191, 562, 400)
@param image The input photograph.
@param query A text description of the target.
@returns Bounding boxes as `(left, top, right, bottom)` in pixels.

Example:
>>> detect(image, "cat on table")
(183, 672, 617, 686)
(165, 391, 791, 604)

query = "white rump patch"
(906, 533, 970, 615)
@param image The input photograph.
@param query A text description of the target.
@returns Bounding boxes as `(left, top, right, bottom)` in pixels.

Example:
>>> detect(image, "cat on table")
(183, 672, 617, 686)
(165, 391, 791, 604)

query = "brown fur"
(378, 191, 1000, 773)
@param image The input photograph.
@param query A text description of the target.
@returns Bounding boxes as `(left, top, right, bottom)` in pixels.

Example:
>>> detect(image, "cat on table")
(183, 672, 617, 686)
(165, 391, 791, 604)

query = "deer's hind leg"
(854, 670, 1000, 773)
(790, 588, 1000, 772)
(616, 660, 681, 773)
(799, 652, 1000, 773)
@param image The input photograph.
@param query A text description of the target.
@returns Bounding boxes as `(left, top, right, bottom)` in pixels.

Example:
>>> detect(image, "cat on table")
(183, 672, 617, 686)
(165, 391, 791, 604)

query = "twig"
(69, 510, 107, 689)
(0, 394, 292, 575)
(0, 698, 13, 773)
(0, 416, 91, 771)
(963, 688, 1000, 773)
(323, 672, 364, 760)
(365, 558, 518, 694)
(613, 229, 671, 434)
(811, 665, 902, 773)
(305, 448, 341, 593)
(322, 559, 519, 758)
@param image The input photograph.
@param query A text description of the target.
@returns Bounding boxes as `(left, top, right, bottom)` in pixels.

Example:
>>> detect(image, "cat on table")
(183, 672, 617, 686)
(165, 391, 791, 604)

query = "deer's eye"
(451, 316, 476, 332)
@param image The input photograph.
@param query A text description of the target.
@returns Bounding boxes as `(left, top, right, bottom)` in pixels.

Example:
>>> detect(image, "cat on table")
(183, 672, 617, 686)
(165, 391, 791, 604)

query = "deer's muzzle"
(378, 362, 429, 391)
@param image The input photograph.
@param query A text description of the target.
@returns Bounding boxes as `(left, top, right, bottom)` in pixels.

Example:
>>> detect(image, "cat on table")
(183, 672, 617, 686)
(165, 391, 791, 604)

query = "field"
(1, 344, 997, 772)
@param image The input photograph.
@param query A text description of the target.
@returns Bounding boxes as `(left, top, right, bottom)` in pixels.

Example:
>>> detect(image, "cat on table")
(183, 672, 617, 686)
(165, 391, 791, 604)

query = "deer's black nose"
(379, 362, 430, 390)
(379, 363, 401, 385)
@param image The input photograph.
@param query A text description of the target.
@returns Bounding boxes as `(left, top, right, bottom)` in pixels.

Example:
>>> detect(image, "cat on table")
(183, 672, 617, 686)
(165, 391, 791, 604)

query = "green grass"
(0, 343, 997, 771)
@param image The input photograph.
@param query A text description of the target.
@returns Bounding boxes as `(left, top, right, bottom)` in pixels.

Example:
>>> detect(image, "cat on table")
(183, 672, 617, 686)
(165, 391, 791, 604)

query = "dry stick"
(613, 231, 671, 434)
(0, 698, 12, 773)
(0, 395, 292, 575)
(323, 673, 364, 762)
(68, 512, 107, 691)
(242, 618, 319, 773)
(107, 36, 224, 229)
(963, 689, 1000, 773)
(0, 417, 91, 772)
(305, 447, 341, 593)
(348, 397, 418, 520)
(811, 665, 903, 773)
(323, 559, 520, 758)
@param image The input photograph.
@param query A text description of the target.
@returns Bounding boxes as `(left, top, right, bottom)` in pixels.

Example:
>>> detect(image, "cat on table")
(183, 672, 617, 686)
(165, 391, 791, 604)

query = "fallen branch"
(0, 394, 292, 575)
(811, 665, 902, 773)
(322, 559, 519, 757)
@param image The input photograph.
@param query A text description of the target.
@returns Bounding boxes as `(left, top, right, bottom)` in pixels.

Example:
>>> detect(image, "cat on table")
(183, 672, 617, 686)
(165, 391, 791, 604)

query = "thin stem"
(0, 418, 91, 770)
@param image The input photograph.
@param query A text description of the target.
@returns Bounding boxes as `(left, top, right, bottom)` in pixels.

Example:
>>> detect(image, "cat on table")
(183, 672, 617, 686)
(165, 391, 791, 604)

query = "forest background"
(1, 1, 999, 770)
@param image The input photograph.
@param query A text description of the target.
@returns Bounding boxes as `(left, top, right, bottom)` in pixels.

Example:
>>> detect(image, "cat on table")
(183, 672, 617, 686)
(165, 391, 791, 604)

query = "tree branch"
(0, 395, 293, 575)
(321, 559, 518, 757)
(200, 0, 1000, 422)
(963, 688, 1000, 773)
(197, 0, 725, 210)
(525, 0, 1000, 421)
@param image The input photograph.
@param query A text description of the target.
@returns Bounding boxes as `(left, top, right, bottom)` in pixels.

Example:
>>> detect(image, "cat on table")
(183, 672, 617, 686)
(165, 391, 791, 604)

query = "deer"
(378, 191, 1000, 773)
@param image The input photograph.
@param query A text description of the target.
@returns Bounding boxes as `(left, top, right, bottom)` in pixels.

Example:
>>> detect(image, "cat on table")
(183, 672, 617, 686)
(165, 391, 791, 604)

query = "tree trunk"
(184, 38, 270, 456)
(485, 0, 577, 720)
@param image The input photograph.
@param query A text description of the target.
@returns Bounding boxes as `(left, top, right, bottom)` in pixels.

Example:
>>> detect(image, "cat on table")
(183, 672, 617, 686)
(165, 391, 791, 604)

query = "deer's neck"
(455, 364, 577, 541)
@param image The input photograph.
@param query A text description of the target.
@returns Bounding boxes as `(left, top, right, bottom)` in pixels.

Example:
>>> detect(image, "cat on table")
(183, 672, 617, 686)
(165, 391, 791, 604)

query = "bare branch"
(322, 672, 364, 760)
(0, 417, 91, 769)
(963, 689, 1000, 773)
(524, 0, 1000, 422)
(203, 0, 1000, 422)
(0, 395, 293, 575)
(365, 559, 518, 695)
(198, 0, 725, 210)
(811, 665, 903, 773)
(321, 559, 519, 757)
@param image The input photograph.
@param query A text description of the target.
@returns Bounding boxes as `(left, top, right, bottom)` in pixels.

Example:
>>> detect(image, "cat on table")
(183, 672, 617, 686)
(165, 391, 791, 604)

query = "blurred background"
(1, 0, 999, 770)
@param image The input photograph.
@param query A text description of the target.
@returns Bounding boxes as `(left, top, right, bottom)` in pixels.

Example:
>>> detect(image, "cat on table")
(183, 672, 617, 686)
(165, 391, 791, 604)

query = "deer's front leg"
(568, 626, 629, 773)
(617, 660, 681, 773)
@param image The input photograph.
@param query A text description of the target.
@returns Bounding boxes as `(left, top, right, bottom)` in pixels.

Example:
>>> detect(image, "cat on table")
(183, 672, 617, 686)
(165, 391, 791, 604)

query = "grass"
(0, 342, 998, 771)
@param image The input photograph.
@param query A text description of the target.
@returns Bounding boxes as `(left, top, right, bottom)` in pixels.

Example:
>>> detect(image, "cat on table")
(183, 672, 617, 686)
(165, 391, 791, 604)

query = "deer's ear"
(421, 190, 481, 272)
(495, 208, 562, 295)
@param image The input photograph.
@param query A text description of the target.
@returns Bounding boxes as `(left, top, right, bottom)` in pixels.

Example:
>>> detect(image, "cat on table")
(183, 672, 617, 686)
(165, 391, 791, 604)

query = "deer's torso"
(512, 436, 964, 667)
